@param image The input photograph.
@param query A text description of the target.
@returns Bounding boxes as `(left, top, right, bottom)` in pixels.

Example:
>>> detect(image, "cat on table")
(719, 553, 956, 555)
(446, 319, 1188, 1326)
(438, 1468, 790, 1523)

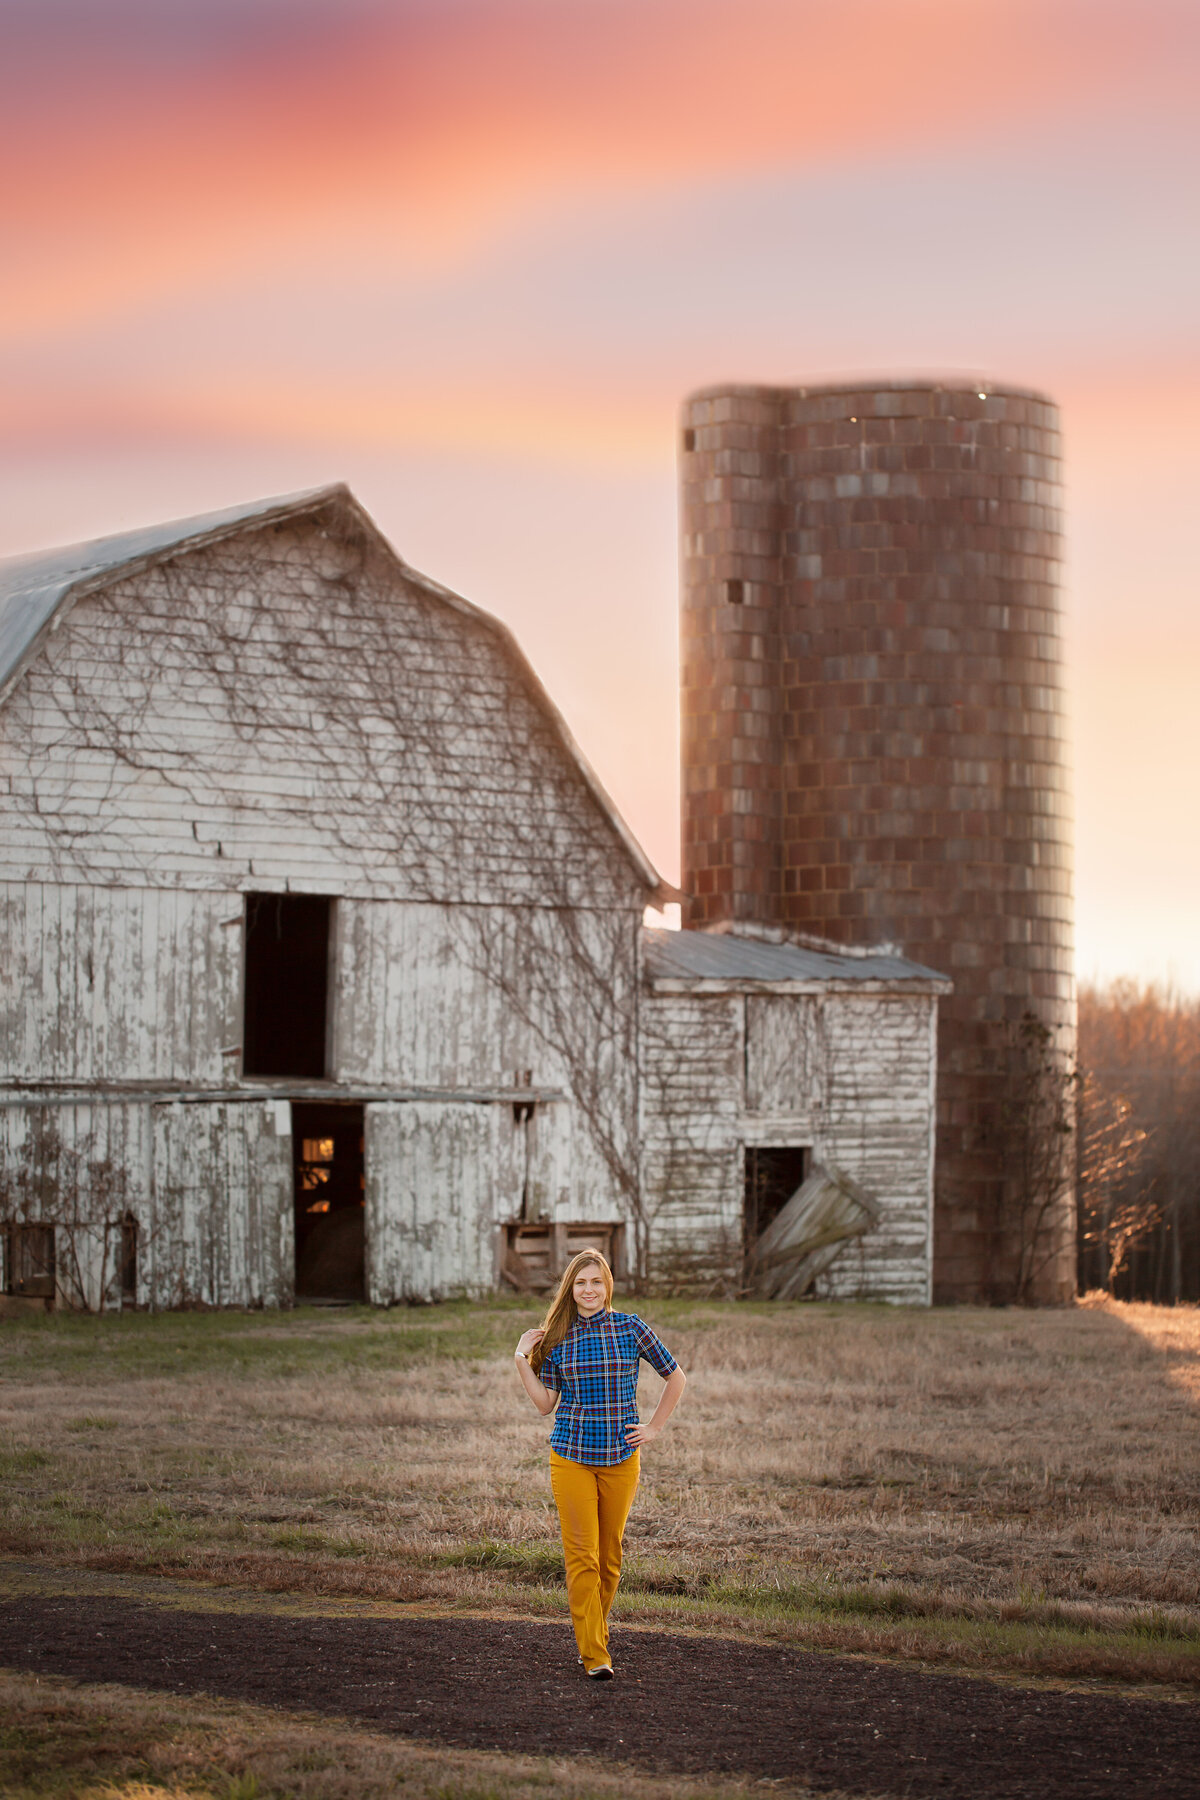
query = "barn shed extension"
(639, 926, 950, 1304)
(0, 485, 950, 1309)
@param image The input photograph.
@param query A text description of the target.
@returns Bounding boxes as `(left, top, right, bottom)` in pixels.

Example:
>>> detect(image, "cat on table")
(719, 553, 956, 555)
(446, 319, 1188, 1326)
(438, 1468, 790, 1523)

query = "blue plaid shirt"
(539, 1309, 678, 1466)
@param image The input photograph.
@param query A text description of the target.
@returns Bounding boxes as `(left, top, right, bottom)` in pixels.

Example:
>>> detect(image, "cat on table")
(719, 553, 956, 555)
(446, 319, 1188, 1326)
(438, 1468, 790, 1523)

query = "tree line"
(1077, 981, 1200, 1301)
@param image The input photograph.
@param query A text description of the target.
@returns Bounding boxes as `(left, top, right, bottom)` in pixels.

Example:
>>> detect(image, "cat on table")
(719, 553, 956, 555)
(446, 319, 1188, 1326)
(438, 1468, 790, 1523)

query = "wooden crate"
(497, 1221, 627, 1293)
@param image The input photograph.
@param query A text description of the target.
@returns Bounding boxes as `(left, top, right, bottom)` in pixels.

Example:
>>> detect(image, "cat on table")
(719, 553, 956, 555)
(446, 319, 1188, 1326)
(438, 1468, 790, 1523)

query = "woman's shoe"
(586, 1663, 614, 1680)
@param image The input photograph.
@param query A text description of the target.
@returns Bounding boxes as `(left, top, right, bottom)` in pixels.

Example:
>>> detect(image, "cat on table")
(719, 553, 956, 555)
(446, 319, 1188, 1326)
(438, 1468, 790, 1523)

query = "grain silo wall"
(679, 381, 1075, 1302)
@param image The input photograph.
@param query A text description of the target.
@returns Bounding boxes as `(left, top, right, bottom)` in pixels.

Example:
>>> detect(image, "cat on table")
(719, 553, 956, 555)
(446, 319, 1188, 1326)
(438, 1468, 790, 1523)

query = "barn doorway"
(293, 1103, 365, 1302)
(743, 1145, 809, 1281)
(243, 893, 332, 1078)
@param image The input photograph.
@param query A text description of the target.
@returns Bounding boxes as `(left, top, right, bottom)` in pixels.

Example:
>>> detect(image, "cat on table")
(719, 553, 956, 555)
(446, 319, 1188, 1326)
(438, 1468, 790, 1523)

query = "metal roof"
(642, 927, 951, 990)
(0, 485, 344, 704)
(0, 484, 668, 899)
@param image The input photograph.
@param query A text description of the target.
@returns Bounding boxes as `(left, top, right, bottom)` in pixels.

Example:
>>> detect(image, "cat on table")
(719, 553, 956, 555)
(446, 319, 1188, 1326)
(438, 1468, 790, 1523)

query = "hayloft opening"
(682, 427, 696, 451)
(725, 578, 745, 605)
(293, 1103, 365, 1302)
(243, 894, 332, 1078)
(743, 1145, 809, 1273)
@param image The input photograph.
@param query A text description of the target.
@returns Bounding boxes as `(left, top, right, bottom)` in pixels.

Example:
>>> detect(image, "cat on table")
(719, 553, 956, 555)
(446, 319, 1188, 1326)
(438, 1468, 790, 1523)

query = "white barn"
(0, 487, 948, 1310)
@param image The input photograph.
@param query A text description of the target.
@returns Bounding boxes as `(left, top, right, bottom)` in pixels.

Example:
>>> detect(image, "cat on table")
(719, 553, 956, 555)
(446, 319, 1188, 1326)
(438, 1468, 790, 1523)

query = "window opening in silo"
(725, 578, 745, 605)
(243, 893, 332, 1078)
(682, 428, 696, 451)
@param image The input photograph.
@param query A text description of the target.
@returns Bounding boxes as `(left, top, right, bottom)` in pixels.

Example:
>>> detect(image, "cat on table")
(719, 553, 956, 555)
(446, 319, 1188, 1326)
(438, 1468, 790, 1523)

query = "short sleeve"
(538, 1343, 562, 1391)
(631, 1315, 678, 1378)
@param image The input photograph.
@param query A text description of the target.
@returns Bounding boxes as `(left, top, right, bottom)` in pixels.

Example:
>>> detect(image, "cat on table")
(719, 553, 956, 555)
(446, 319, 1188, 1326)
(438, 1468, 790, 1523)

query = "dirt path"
(0, 1584, 1195, 1799)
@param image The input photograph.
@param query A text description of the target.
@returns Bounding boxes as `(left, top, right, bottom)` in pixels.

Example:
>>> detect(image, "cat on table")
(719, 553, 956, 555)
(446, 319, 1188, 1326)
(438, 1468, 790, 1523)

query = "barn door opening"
(743, 1145, 809, 1283)
(293, 1103, 365, 1302)
(4, 1223, 56, 1299)
(243, 893, 332, 1078)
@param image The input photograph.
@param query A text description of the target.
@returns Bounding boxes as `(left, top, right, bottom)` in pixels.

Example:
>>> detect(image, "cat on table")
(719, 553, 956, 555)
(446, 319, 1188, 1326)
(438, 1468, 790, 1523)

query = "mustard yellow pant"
(549, 1448, 640, 1672)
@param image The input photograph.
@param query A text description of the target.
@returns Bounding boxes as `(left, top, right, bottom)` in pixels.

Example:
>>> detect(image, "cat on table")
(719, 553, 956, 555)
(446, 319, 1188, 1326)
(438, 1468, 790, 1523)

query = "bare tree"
(1077, 982, 1200, 1300)
(1075, 1072, 1154, 1290)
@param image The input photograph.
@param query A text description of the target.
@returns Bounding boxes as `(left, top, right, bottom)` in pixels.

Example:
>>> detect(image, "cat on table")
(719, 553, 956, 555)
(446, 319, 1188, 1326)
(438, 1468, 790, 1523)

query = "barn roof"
(642, 927, 951, 992)
(0, 485, 340, 705)
(0, 483, 667, 897)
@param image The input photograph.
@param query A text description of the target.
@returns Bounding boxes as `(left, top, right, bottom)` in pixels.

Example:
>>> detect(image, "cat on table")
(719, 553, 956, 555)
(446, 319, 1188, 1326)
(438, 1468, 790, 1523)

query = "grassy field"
(1, 1294, 1198, 1686)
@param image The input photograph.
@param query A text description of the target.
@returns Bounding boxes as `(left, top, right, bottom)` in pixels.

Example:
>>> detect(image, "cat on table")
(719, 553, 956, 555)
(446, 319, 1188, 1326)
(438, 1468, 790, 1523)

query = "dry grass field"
(0, 1666, 855, 1800)
(1, 1295, 1197, 1686)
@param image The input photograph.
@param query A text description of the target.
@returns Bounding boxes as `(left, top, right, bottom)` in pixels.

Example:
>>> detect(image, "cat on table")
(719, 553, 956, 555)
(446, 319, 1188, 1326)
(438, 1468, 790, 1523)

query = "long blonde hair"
(530, 1249, 614, 1373)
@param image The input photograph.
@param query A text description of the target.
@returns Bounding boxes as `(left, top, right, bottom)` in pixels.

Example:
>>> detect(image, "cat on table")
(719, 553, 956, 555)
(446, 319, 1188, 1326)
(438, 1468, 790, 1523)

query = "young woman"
(513, 1248, 686, 1680)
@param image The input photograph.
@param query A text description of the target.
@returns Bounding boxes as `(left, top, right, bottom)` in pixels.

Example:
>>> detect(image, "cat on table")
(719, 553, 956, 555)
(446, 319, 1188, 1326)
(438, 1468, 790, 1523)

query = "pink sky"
(2, 0, 1198, 987)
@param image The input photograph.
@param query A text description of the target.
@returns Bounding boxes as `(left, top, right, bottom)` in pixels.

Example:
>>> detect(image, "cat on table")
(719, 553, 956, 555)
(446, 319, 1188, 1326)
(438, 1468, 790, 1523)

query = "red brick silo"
(680, 381, 1075, 1302)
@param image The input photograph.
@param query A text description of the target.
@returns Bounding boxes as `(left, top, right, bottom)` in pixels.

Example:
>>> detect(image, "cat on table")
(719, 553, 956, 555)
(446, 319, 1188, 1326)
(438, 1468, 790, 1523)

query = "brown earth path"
(0, 1577, 1196, 1799)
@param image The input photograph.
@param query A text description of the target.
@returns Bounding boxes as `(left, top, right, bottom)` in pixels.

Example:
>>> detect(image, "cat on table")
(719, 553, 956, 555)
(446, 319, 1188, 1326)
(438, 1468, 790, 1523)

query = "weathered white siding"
(640, 984, 938, 1303)
(365, 1102, 505, 1303)
(0, 883, 241, 1084)
(151, 1100, 293, 1309)
(0, 881, 638, 1307)
(0, 1097, 292, 1309)
(336, 901, 548, 1089)
(0, 516, 643, 908)
(744, 995, 826, 1118)
(811, 996, 936, 1303)
(0, 885, 635, 1108)
(0, 1099, 147, 1309)
(639, 992, 744, 1285)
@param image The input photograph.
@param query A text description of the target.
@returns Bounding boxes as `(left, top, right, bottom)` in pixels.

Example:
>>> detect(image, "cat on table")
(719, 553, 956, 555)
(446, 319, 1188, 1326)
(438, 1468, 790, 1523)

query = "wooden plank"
(0, 1099, 151, 1310)
(497, 1221, 624, 1293)
(149, 1100, 291, 1308)
(745, 994, 826, 1115)
(364, 1101, 499, 1304)
(749, 1162, 880, 1300)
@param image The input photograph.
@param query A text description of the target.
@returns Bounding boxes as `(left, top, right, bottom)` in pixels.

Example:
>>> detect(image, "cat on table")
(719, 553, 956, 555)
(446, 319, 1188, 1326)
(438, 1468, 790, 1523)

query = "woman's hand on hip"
(515, 1328, 544, 1358)
(625, 1420, 659, 1448)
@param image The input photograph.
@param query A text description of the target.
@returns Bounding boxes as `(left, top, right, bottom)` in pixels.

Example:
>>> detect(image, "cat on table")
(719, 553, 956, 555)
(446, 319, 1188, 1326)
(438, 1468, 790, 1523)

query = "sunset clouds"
(5, 1, 1195, 331)
(2, 0, 1198, 982)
